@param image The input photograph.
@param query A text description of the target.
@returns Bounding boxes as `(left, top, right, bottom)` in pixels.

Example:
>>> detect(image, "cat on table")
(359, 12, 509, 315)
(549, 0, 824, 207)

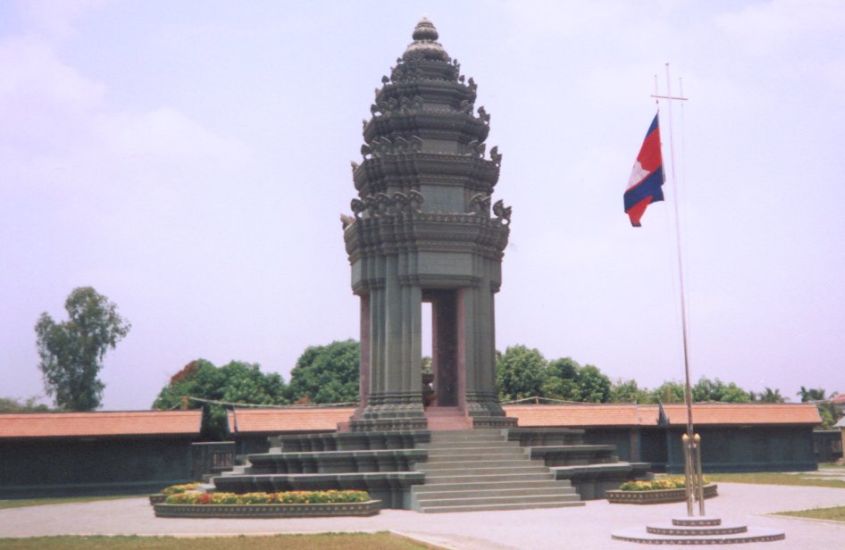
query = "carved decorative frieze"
(351, 190, 424, 220)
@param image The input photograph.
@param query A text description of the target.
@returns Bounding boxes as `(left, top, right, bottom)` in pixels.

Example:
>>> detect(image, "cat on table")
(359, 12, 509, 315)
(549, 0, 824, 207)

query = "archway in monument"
(422, 290, 459, 408)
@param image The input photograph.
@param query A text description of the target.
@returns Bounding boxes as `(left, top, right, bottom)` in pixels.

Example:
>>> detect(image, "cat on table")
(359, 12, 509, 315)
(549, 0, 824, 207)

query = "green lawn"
(777, 505, 845, 522)
(705, 472, 845, 489)
(0, 495, 143, 510)
(0, 533, 432, 550)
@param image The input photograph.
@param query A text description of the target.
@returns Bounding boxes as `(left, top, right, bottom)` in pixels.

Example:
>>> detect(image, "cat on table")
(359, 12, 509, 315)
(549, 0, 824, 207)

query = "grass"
(0, 533, 432, 550)
(777, 505, 845, 522)
(0, 495, 143, 510)
(705, 472, 845, 489)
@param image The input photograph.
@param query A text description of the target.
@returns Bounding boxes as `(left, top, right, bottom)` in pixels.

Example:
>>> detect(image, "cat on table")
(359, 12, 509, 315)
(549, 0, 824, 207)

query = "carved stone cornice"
(343, 209, 510, 265)
(353, 153, 500, 194)
(363, 110, 489, 144)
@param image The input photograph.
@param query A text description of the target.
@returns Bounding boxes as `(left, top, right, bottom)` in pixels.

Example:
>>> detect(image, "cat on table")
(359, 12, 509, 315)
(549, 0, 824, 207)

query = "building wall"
(583, 425, 816, 473)
(583, 428, 634, 461)
(812, 430, 843, 463)
(661, 426, 816, 473)
(0, 437, 195, 498)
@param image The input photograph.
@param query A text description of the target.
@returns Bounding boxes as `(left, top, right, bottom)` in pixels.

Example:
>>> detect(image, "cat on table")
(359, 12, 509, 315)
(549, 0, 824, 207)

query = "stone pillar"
(349, 264, 426, 432)
(431, 290, 458, 407)
(358, 294, 370, 407)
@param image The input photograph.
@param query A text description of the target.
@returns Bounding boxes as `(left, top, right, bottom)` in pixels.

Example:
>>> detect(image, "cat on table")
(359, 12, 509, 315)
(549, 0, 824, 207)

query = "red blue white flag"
(624, 114, 665, 227)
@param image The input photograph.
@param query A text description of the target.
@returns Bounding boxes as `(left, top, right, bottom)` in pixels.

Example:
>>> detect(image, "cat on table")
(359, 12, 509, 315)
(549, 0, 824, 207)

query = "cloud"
(0, 25, 252, 196)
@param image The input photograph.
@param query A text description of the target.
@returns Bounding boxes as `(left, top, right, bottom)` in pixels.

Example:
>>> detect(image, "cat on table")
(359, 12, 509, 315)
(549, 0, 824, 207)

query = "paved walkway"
(1, 483, 843, 548)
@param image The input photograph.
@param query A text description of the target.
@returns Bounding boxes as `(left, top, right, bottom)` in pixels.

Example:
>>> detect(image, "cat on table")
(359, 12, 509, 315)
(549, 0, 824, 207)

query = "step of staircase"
(424, 407, 474, 431)
(412, 478, 573, 494)
(413, 485, 577, 501)
(423, 429, 503, 440)
(411, 429, 584, 513)
(422, 472, 559, 484)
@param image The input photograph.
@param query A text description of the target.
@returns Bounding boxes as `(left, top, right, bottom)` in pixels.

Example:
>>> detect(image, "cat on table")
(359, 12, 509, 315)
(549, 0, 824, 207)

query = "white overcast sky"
(1, 1, 843, 409)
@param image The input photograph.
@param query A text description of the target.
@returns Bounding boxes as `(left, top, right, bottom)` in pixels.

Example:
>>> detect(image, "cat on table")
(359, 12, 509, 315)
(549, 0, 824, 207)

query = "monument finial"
(404, 17, 449, 62)
(412, 17, 438, 41)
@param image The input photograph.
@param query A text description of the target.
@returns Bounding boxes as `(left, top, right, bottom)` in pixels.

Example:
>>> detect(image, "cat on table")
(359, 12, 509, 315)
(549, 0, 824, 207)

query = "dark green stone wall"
(583, 426, 816, 473)
(583, 428, 632, 461)
(661, 426, 816, 473)
(0, 437, 195, 498)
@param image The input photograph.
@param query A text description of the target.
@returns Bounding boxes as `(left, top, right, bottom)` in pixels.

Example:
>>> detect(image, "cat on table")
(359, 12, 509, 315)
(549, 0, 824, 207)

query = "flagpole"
(653, 63, 697, 516)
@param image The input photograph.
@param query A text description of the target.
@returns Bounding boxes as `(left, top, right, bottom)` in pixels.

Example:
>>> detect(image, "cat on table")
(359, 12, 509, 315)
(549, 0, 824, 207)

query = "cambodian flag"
(624, 114, 665, 227)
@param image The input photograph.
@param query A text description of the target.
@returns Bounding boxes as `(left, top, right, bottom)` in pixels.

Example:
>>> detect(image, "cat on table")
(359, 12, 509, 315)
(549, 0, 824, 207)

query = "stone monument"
(211, 19, 650, 512)
(342, 18, 515, 432)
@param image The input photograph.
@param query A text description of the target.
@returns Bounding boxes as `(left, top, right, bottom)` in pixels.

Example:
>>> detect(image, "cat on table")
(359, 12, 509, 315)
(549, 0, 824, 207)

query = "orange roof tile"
(228, 408, 355, 434)
(223, 403, 820, 434)
(505, 403, 820, 427)
(504, 404, 659, 427)
(0, 410, 202, 439)
(659, 403, 821, 426)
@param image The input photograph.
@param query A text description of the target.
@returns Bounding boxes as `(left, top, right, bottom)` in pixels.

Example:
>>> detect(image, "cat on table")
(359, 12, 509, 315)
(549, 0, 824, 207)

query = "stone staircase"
(411, 429, 583, 513)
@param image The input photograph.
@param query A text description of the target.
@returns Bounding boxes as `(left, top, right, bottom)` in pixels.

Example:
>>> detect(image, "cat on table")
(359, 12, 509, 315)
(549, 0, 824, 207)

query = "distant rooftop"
(227, 407, 355, 434)
(223, 402, 821, 434)
(505, 402, 821, 427)
(0, 410, 202, 439)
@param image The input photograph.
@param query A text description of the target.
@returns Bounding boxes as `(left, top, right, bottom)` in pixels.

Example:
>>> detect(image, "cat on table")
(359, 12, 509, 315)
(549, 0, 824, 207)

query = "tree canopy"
(496, 345, 547, 401)
(492, 344, 790, 407)
(35, 287, 131, 410)
(287, 340, 360, 404)
(0, 396, 49, 412)
(692, 377, 752, 403)
(152, 359, 288, 439)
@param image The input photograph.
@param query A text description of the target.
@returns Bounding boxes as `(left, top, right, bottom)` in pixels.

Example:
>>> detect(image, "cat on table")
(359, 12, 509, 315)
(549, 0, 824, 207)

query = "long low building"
(504, 402, 821, 473)
(227, 403, 821, 472)
(0, 410, 202, 498)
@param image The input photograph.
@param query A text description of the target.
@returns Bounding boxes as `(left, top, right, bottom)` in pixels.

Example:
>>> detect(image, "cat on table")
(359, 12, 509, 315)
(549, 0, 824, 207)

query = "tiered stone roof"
(344, 18, 510, 285)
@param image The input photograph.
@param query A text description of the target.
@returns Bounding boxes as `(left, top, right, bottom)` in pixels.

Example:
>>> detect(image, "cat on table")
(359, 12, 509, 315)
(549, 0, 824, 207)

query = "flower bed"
(149, 482, 201, 505)
(607, 478, 718, 505)
(153, 490, 380, 518)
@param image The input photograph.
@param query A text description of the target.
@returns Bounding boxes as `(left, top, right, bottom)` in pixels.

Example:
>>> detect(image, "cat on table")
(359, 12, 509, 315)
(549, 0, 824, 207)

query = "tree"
(575, 364, 612, 403)
(496, 345, 547, 401)
(287, 340, 360, 404)
(693, 377, 751, 403)
(35, 287, 131, 410)
(651, 381, 686, 403)
(542, 358, 580, 401)
(610, 378, 650, 403)
(751, 387, 786, 403)
(798, 386, 827, 402)
(153, 359, 288, 439)
(0, 396, 49, 412)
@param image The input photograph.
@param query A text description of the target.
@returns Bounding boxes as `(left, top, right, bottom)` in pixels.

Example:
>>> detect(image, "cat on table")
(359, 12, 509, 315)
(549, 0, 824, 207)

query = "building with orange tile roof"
(0, 410, 203, 498)
(226, 402, 821, 473)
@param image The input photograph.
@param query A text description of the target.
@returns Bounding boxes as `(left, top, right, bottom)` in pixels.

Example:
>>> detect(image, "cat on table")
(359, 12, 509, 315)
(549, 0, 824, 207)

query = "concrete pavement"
(1, 483, 843, 548)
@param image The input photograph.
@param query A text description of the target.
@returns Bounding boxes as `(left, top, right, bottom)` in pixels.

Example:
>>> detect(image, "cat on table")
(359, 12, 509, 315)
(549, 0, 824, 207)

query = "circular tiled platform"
(612, 516, 785, 545)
